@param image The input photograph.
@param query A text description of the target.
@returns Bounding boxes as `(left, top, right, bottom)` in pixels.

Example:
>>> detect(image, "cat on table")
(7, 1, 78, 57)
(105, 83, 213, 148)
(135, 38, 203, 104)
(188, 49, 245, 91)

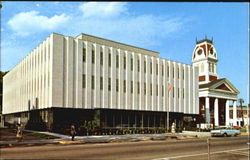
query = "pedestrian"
(171, 122, 176, 134)
(70, 125, 76, 141)
(16, 124, 23, 142)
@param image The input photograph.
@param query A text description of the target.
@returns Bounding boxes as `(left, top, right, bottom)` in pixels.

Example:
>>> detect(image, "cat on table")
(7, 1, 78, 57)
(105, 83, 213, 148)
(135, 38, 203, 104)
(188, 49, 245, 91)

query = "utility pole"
(238, 98, 244, 127)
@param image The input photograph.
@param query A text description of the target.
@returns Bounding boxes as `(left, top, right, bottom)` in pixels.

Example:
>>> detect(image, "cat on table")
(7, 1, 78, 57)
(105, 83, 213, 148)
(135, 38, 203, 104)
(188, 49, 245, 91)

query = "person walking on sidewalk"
(70, 125, 76, 141)
(16, 124, 23, 142)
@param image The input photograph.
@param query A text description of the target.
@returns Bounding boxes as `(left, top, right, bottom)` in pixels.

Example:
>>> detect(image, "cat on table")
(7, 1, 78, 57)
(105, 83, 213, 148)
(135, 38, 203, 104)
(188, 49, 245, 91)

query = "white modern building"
(3, 33, 199, 132)
(192, 38, 239, 127)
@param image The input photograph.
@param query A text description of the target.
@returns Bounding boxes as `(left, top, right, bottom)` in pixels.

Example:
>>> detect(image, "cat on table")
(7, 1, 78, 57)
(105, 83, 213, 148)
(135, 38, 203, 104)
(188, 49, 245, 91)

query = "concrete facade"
(3, 33, 199, 131)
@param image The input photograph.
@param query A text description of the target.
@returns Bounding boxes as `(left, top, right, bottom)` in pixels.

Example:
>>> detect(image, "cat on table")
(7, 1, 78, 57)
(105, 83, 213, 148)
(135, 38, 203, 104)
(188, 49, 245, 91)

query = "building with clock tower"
(192, 38, 239, 127)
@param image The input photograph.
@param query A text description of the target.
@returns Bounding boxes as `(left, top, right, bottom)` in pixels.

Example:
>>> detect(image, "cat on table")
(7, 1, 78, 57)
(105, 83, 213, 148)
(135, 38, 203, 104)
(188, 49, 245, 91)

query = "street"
(0, 136, 249, 160)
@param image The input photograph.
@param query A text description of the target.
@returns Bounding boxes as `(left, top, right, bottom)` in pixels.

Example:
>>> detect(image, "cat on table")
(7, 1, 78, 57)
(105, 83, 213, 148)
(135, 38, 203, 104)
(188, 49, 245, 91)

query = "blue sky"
(1, 2, 249, 105)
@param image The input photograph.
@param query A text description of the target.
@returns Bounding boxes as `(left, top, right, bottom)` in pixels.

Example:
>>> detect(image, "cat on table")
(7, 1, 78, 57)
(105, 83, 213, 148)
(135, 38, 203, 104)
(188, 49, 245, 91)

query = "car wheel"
(234, 134, 238, 137)
(223, 133, 227, 137)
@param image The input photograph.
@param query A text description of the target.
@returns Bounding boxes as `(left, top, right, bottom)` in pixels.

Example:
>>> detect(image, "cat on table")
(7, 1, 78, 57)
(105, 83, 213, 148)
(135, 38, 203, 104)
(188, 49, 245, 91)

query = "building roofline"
(76, 33, 160, 55)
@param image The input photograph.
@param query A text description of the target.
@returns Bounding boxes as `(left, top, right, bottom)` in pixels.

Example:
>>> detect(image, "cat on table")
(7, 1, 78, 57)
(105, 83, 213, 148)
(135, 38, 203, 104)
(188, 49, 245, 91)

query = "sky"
(1, 2, 249, 105)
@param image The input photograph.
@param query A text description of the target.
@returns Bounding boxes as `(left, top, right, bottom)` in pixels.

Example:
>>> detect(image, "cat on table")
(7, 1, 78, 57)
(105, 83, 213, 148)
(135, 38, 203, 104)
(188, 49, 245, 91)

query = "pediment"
(199, 78, 240, 94)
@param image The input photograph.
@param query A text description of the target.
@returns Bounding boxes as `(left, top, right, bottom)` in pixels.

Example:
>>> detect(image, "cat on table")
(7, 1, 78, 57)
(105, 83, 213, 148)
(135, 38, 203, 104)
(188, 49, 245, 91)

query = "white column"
(214, 98, 219, 126)
(233, 100, 237, 126)
(225, 100, 230, 126)
(205, 97, 210, 123)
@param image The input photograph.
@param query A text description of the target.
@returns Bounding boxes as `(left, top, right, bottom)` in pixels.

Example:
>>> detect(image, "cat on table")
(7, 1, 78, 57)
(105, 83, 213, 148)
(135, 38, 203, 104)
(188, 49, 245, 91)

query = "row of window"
(83, 75, 185, 98)
(83, 47, 185, 79)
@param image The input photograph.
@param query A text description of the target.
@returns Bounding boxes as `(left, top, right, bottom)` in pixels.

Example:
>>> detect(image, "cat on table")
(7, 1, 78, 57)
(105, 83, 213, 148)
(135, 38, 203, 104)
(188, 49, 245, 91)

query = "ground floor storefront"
(3, 108, 199, 135)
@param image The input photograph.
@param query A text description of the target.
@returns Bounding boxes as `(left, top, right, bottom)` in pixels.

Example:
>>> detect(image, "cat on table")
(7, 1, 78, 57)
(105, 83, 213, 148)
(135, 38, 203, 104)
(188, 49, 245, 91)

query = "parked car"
(211, 126, 241, 137)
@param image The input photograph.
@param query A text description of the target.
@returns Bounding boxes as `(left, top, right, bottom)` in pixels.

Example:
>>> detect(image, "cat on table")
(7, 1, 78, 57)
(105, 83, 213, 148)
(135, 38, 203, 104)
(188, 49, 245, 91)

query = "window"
(116, 79, 119, 92)
(131, 81, 133, 93)
(162, 86, 164, 96)
(131, 58, 133, 71)
(177, 68, 179, 79)
(162, 64, 164, 76)
(156, 63, 158, 75)
(108, 53, 111, 67)
(82, 74, 86, 88)
(83, 47, 86, 62)
(124, 80, 126, 93)
(124, 57, 126, 69)
(91, 76, 95, 89)
(144, 83, 146, 95)
(100, 77, 103, 90)
(150, 62, 152, 74)
(116, 55, 119, 68)
(100, 49, 103, 65)
(138, 59, 140, 72)
(108, 78, 111, 91)
(150, 84, 152, 96)
(138, 82, 140, 94)
(92, 48, 95, 64)
(144, 61, 146, 73)
(156, 85, 158, 96)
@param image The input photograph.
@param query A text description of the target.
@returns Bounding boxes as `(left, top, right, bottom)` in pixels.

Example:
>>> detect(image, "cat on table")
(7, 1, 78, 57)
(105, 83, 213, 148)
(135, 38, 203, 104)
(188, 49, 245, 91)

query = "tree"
(238, 98, 244, 127)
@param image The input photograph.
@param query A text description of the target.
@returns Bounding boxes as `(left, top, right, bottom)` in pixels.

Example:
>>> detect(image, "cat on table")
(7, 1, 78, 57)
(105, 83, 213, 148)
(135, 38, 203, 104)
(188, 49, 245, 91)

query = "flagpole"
(167, 82, 173, 133)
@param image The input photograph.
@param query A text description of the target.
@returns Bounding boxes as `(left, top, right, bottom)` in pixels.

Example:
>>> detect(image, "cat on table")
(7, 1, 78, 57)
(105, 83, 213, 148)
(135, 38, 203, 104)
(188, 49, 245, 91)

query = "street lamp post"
(238, 98, 244, 127)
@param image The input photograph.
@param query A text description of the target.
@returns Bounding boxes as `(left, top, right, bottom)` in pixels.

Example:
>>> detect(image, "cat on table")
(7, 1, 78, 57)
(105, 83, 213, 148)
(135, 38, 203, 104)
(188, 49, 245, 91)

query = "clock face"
(197, 49, 202, 55)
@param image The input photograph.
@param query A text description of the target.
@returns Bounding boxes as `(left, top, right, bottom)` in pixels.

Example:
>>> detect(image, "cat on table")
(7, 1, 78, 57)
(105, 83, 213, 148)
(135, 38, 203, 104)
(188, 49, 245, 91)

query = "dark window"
(177, 68, 179, 79)
(124, 80, 126, 93)
(100, 50, 103, 65)
(83, 47, 86, 62)
(108, 78, 111, 91)
(83, 74, 86, 88)
(156, 63, 158, 75)
(138, 59, 140, 72)
(150, 84, 152, 96)
(162, 64, 164, 76)
(116, 55, 119, 68)
(144, 83, 146, 95)
(100, 77, 103, 90)
(92, 49, 95, 64)
(138, 82, 140, 94)
(131, 58, 133, 71)
(150, 62, 152, 74)
(144, 61, 146, 73)
(91, 76, 95, 89)
(131, 81, 133, 93)
(156, 85, 158, 96)
(108, 53, 111, 67)
(162, 86, 164, 96)
(124, 57, 126, 69)
(116, 79, 119, 92)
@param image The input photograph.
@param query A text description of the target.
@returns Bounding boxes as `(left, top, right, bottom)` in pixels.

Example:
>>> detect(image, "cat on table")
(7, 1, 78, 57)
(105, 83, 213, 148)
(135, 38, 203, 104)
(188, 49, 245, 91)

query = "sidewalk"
(1, 130, 248, 148)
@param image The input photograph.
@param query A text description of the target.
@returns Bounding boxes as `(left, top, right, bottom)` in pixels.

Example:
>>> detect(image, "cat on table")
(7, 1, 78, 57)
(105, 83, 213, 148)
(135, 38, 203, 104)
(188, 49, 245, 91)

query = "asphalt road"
(0, 136, 249, 160)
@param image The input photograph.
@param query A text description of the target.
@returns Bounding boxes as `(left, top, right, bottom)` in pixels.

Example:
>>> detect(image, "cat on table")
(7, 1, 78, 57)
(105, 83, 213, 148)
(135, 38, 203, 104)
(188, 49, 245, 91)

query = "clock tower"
(192, 38, 218, 84)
